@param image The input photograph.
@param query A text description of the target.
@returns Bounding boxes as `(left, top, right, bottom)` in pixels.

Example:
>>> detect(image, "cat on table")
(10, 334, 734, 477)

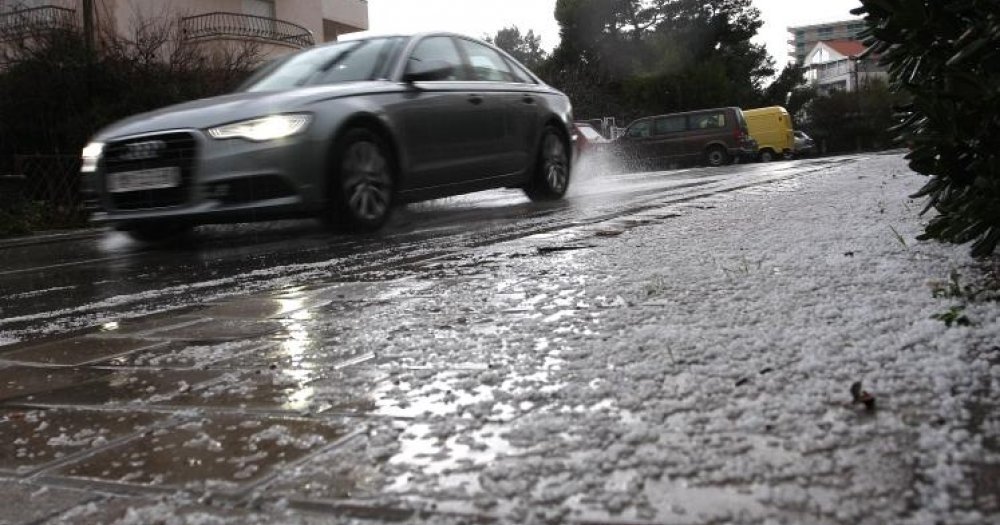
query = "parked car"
(613, 107, 757, 170)
(793, 130, 817, 157)
(573, 121, 610, 156)
(743, 106, 794, 162)
(572, 121, 613, 175)
(80, 33, 574, 241)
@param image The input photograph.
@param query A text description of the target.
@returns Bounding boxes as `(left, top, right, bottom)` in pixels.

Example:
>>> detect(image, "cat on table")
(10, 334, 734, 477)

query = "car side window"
(654, 116, 686, 135)
(406, 36, 469, 81)
(457, 39, 517, 82)
(691, 112, 726, 129)
(504, 58, 537, 84)
(627, 121, 651, 138)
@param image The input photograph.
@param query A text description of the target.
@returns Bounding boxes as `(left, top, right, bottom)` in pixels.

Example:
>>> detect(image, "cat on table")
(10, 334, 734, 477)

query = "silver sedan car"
(81, 33, 574, 241)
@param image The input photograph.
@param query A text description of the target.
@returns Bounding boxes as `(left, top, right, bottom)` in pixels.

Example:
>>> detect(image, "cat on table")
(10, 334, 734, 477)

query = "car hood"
(93, 81, 394, 141)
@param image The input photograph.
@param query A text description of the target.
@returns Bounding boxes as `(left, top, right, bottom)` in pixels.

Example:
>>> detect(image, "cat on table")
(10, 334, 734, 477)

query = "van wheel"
(524, 126, 570, 201)
(327, 127, 395, 232)
(759, 149, 776, 162)
(705, 146, 730, 167)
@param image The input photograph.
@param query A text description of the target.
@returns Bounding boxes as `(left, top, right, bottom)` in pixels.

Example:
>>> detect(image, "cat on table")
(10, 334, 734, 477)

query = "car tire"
(122, 223, 192, 243)
(524, 125, 570, 201)
(759, 149, 776, 162)
(705, 146, 730, 167)
(327, 127, 395, 232)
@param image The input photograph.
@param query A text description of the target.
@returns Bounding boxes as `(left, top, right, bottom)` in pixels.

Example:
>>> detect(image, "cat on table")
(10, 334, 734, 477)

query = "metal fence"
(180, 12, 315, 49)
(0, 5, 77, 43)
(0, 155, 86, 231)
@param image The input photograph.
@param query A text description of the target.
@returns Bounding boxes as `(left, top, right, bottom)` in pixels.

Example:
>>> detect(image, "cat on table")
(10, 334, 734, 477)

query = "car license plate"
(107, 167, 181, 193)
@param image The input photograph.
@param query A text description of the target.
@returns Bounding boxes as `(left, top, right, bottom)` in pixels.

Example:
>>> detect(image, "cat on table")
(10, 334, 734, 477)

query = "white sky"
(350, 0, 865, 68)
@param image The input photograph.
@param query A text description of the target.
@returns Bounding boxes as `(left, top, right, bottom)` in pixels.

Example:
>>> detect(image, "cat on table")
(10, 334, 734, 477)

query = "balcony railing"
(0, 5, 76, 42)
(180, 12, 314, 50)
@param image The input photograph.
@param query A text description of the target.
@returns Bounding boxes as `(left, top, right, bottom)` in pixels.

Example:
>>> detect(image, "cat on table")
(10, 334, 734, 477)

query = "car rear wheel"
(705, 146, 730, 167)
(328, 128, 395, 232)
(524, 126, 570, 201)
(759, 148, 776, 162)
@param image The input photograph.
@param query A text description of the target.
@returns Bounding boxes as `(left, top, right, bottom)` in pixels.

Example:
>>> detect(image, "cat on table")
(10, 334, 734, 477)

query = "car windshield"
(243, 38, 402, 92)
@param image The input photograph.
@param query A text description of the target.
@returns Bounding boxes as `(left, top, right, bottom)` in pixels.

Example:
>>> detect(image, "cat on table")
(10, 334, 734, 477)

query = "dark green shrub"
(799, 78, 903, 154)
(854, 0, 1000, 257)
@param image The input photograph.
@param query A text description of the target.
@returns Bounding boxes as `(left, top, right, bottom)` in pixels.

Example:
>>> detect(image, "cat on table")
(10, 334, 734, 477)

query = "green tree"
(761, 63, 807, 108)
(548, 0, 774, 120)
(485, 26, 548, 70)
(798, 79, 902, 154)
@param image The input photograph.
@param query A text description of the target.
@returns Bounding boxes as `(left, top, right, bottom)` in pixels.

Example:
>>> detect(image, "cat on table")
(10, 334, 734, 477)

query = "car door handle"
(468, 95, 484, 105)
(521, 95, 535, 104)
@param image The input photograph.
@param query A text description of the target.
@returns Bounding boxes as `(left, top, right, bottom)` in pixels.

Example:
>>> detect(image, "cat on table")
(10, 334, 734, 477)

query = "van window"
(691, 112, 726, 129)
(627, 121, 652, 138)
(654, 116, 686, 135)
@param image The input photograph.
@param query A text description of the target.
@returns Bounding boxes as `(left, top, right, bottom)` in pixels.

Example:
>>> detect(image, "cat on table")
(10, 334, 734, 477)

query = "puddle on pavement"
(210, 338, 373, 371)
(261, 418, 515, 508)
(198, 297, 315, 320)
(145, 318, 285, 341)
(0, 408, 164, 474)
(0, 337, 164, 366)
(309, 279, 436, 304)
(90, 307, 209, 337)
(0, 366, 112, 403)
(161, 368, 385, 415)
(94, 340, 263, 369)
(372, 368, 546, 422)
(9, 369, 221, 407)
(52, 413, 350, 493)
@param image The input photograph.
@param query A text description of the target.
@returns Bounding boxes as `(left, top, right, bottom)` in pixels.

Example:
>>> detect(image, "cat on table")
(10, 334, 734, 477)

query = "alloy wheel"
(341, 140, 392, 222)
(542, 132, 569, 194)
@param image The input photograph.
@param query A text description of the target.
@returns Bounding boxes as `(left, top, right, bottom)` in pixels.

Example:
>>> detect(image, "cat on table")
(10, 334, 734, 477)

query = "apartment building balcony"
(322, 0, 369, 41)
(0, 4, 76, 42)
(180, 12, 314, 50)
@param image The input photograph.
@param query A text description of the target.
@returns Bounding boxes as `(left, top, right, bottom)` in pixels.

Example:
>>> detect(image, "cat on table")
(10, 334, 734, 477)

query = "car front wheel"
(524, 126, 570, 201)
(328, 128, 395, 232)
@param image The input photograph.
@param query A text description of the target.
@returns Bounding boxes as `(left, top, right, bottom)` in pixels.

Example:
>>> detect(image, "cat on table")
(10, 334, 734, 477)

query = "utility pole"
(82, 0, 95, 52)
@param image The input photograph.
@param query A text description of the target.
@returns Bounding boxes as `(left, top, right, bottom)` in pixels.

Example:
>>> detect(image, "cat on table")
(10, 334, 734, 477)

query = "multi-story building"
(802, 39, 887, 94)
(0, 0, 369, 59)
(787, 18, 866, 65)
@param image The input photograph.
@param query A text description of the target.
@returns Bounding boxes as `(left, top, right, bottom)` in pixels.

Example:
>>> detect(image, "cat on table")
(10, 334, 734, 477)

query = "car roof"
(328, 32, 544, 85)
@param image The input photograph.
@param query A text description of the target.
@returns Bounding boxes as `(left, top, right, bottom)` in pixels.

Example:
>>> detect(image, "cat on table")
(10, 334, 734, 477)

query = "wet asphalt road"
(0, 156, 855, 343)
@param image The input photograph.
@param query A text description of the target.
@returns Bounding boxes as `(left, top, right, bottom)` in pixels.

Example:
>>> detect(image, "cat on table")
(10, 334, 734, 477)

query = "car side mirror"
(403, 59, 455, 83)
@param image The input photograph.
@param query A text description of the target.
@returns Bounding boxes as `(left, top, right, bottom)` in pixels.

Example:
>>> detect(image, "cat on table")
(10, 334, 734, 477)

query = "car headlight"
(81, 142, 104, 173)
(208, 114, 312, 142)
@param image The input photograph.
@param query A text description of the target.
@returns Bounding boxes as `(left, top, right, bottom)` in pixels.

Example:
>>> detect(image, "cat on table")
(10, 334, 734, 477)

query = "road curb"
(0, 229, 106, 249)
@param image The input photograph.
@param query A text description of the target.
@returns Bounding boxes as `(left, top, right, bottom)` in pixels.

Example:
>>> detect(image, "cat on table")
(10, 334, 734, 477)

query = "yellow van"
(743, 106, 795, 162)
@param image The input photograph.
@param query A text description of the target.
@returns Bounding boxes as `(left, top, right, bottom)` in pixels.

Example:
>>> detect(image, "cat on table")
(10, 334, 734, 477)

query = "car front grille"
(103, 132, 198, 211)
